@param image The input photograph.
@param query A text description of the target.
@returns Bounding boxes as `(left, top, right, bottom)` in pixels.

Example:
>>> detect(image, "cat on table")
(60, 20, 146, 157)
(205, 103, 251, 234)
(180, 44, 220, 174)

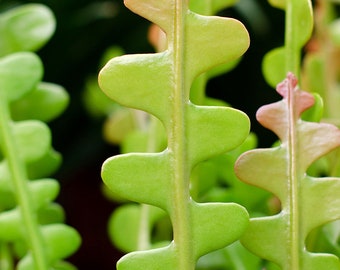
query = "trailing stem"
(137, 117, 163, 251)
(285, 0, 313, 267)
(285, 0, 301, 76)
(137, 204, 151, 251)
(0, 95, 48, 270)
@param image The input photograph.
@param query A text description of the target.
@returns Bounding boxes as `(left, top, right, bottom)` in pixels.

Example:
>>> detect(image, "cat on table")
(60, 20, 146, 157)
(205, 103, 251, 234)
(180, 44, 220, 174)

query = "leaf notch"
(99, 0, 251, 269)
(235, 72, 340, 270)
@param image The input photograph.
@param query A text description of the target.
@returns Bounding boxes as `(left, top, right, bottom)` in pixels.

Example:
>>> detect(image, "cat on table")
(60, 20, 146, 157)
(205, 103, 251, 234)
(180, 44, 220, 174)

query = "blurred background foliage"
(0, 0, 297, 269)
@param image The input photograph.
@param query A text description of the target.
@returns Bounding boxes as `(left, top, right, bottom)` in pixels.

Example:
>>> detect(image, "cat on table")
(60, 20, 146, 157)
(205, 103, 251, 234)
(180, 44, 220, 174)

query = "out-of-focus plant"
(0, 4, 80, 270)
(235, 73, 340, 270)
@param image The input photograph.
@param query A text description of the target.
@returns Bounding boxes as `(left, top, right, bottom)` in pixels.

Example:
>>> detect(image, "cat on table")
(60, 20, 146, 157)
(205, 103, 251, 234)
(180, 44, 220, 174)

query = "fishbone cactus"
(99, 0, 251, 269)
(235, 73, 340, 269)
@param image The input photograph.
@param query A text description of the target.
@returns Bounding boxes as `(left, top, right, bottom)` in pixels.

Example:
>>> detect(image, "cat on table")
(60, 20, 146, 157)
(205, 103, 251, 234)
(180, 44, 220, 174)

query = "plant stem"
(137, 117, 162, 251)
(0, 96, 48, 270)
(285, 0, 301, 77)
(287, 77, 300, 270)
(137, 204, 151, 251)
(170, 0, 194, 269)
(285, 1, 312, 268)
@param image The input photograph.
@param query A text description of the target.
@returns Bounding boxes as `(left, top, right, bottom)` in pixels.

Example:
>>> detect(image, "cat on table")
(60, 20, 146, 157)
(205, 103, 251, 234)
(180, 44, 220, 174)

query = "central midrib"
(170, 0, 195, 269)
(285, 0, 302, 268)
(287, 77, 300, 270)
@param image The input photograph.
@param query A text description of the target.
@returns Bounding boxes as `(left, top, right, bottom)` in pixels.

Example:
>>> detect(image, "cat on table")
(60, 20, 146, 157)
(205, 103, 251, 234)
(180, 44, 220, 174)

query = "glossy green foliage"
(263, 0, 313, 86)
(102, 1, 256, 257)
(235, 73, 340, 269)
(0, 52, 80, 270)
(0, 4, 80, 270)
(99, 0, 251, 269)
(108, 203, 170, 252)
(0, 4, 55, 57)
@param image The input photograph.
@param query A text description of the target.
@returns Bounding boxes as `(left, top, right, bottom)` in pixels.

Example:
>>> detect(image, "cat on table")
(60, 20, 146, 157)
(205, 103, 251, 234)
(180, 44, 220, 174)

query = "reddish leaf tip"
(277, 72, 315, 115)
(276, 72, 298, 98)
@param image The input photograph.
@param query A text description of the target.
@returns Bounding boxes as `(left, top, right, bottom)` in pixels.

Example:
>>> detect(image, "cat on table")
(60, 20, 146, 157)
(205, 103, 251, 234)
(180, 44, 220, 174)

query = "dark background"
(1, 0, 285, 269)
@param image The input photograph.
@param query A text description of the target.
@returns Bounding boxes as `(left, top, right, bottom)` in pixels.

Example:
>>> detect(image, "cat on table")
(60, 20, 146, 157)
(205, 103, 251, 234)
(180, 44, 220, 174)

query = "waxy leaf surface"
(99, 0, 250, 269)
(0, 4, 55, 56)
(235, 73, 340, 269)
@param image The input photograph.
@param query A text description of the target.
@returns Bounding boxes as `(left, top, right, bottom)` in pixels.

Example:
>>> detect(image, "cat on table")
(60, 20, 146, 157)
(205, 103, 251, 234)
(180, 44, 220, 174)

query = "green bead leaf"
(0, 52, 42, 102)
(263, 0, 313, 86)
(293, 0, 314, 47)
(0, 21, 78, 268)
(13, 121, 51, 163)
(29, 179, 60, 209)
(0, 4, 55, 56)
(108, 204, 168, 253)
(37, 203, 65, 225)
(17, 224, 81, 270)
(11, 82, 69, 123)
(262, 47, 286, 88)
(108, 204, 146, 253)
(0, 208, 21, 241)
(26, 149, 62, 179)
(301, 93, 324, 123)
(0, 179, 60, 241)
(42, 225, 81, 263)
(235, 73, 340, 269)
